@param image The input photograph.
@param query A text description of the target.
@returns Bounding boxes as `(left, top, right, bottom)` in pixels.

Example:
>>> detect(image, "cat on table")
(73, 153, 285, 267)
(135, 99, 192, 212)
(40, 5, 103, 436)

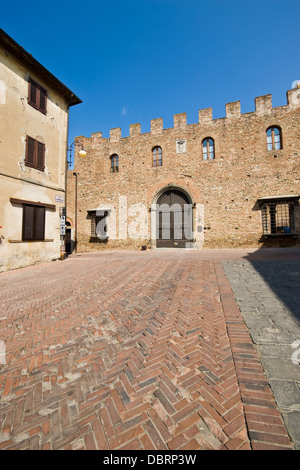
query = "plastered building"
(0, 29, 81, 272)
(68, 86, 300, 252)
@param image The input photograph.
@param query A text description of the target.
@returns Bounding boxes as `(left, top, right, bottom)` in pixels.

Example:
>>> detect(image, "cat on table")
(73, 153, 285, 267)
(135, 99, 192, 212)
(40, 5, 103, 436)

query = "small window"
(28, 78, 47, 114)
(110, 154, 119, 173)
(152, 146, 162, 167)
(260, 198, 298, 236)
(202, 138, 215, 160)
(90, 211, 109, 239)
(267, 126, 282, 151)
(25, 136, 45, 171)
(22, 204, 45, 241)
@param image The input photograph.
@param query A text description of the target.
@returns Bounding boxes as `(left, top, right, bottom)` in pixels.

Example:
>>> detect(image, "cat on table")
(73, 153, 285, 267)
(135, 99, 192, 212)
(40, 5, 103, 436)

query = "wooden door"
(156, 190, 192, 248)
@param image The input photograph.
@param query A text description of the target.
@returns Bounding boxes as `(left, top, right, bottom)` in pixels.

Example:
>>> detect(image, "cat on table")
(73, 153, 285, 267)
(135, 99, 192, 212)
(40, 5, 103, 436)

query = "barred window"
(202, 138, 215, 160)
(110, 154, 119, 173)
(91, 211, 109, 239)
(152, 146, 162, 167)
(259, 197, 299, 236)
(267, 126, 282, 151)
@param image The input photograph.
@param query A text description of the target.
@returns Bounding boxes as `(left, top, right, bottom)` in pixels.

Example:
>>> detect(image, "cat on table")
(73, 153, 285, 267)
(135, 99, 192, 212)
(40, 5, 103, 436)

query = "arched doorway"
(65, 221, 72, 254)
(154, 188, 193, 248)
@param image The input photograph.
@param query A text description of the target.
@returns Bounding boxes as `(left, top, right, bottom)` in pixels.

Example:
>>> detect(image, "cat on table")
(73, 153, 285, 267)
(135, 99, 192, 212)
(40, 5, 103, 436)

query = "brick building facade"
(67, 87, 300, 252)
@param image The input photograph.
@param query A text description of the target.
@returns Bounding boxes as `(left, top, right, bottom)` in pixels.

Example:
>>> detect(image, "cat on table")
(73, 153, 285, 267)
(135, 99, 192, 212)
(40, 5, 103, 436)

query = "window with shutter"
(37, 142, 45, 170)
(26, 137, 35, 165)
(39, 86, 47, 113)
(22, 204, 45, 241)
(35, 206, 45, 240)
(22, 205, 34, 240)
(28, 78, 47, 114)
(25, 136, 45, 171)
(29, 79, 37, 105)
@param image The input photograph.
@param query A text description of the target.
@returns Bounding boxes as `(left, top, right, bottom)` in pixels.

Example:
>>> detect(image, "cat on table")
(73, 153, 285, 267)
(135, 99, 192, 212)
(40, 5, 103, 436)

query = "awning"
(258, 195, 300, 205)
(87, 208, 112, 213)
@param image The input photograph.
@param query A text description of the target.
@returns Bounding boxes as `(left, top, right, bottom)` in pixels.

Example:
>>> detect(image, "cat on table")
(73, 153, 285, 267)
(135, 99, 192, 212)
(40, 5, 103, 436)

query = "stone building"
(68, 86, 300, 252)
(0, 29, 81, 272)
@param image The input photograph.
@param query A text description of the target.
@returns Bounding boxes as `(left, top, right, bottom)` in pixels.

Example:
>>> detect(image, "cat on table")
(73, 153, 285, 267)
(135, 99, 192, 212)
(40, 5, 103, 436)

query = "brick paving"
(0, 249, 294, 450)
(223, 258, 300, 450)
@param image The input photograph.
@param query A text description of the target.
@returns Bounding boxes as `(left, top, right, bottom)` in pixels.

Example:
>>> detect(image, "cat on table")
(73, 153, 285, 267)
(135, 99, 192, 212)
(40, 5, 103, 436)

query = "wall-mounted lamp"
(63, 141, 87, 257)
(78, 148, 87, 159)
(67, 141, 86, 169)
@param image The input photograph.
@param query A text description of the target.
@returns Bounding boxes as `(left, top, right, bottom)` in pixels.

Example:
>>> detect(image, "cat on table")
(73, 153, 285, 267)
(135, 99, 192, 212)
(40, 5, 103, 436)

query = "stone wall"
(68, 87, 300, 251)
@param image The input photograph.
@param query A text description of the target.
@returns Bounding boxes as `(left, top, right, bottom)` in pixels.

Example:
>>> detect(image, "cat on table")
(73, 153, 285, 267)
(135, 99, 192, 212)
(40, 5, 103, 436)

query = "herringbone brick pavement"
(0, 251, 292, 450)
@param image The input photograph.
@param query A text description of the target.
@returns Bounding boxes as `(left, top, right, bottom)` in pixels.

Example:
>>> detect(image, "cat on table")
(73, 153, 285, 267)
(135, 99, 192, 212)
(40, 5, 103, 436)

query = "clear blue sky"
(2, 0, 300, 165)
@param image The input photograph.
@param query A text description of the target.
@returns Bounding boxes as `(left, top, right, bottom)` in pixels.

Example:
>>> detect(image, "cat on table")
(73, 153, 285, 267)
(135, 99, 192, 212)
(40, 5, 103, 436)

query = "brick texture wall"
(67, 87, 300, 251)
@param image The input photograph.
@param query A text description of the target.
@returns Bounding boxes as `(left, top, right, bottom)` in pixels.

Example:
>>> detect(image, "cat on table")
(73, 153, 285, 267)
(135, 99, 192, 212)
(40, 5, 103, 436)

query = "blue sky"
(2, 0, 300, 165)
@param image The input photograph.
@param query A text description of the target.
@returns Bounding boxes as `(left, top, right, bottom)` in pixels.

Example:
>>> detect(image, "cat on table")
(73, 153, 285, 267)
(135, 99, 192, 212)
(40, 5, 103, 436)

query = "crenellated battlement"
(86, 87, 300, 143)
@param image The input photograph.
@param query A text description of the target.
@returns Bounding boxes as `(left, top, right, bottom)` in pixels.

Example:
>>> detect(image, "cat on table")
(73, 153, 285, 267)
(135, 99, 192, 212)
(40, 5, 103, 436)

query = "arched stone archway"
(151, 185, 194, 248)
(65, 218, 74, 254)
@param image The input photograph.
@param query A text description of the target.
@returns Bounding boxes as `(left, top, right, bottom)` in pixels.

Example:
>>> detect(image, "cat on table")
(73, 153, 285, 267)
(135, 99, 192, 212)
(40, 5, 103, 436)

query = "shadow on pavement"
(244, 247, 300, 325)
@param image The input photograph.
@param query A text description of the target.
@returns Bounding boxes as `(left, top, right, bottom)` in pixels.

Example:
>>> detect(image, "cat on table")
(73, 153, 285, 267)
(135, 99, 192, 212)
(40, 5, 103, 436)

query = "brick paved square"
(0, 250, 293, 450)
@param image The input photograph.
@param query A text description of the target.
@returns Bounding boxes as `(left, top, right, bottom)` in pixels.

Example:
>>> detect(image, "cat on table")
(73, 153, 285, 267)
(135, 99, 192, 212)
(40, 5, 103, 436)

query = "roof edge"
(0, 29, 82, 107)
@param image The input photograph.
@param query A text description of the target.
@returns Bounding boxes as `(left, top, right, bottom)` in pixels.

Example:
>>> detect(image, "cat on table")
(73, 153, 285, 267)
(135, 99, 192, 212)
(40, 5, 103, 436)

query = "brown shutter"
(34, 206, 45, 240)
(29, 79, 37, 106)
(39, 86, 47, 113)
(22, 205, 45, 241)
(22, 205, 34, 240)
(26, 137, 35, 165)
(37, 142, 45, 169)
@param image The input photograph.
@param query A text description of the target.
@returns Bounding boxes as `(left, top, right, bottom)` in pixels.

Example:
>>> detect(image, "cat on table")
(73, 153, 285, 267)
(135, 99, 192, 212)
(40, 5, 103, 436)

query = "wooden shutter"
(22, 205, 45, 241)
(29, 79, 38, 106)
(34, 206, 45, 240)
(22, 205, 34, 240)
(25, 137, 45, 171)
(39, 86, 47, 113)
(37, 142, 45, 169)
(26, 137, 35, 166)
(28, 78, 47, 113)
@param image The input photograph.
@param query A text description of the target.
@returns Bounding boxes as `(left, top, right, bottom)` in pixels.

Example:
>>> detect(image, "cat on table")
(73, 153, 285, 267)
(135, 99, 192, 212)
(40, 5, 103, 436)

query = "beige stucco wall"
(0, 46, 69, 272)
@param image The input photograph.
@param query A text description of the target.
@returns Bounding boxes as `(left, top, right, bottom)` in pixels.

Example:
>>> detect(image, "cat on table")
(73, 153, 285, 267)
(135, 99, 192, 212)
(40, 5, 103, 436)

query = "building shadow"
(242, 246, 300, 324)
(238, 196, 300, 323)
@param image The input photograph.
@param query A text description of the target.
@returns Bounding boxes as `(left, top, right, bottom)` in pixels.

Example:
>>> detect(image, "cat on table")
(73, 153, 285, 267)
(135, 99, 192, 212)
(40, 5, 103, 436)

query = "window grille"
(90, 211, 109, 238)
(261, 199, 297, 235)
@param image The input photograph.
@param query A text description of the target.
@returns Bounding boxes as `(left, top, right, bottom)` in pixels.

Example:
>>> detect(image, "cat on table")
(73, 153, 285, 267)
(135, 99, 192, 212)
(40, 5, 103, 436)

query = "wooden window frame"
(10, 198, 55, 211)
(22, 204, 46, 242)
(28, 78, 47, 114)
(266, 126, 282, 151)
(25, 136, 45, 171)
(202, 138, 215, 160)
(110, 154, 119, 173)
(152, 146, 162, 167)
